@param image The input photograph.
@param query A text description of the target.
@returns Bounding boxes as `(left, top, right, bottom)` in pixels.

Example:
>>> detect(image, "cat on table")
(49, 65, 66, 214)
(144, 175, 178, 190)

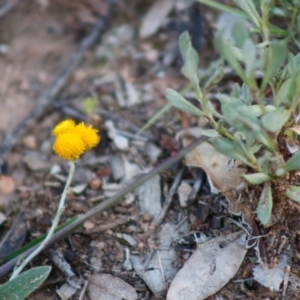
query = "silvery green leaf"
(204, 66, 224, 92)
(243, 173, 272, 185)
(297, 15, 300, 37)
(211, 136, 254, 167)
(287, 53, 300, 76)
(231, 19, 249, 47)
(0, 266, 51, 300)
(201, 129, 219, 138)
(207, 101, 224, 119)
(276, 151, 300, 176)
(234, 131, 251, 157)
(220, 96, 274, 150)
(242, 38, 256, 76)
(261, 107, 291, 132)
(179, 31, 199, 86)
(215, 33, 247, 82)
(284, 185, 300, 203)
(257, 184, 273, 225)
(220, 96, 260, 131)
(248, 105, 276, 117)
(241, 83, 252, 105)
(250, 143, 262, 155)
(276, 77, 295, 104)
(165, 88, 204, 117)
(256, 46, 267, 69)
(261, 40, 288, 91)
(230, 83, 240, 97)
(179, 31, 191, 61)
(232, 0, 261, 28)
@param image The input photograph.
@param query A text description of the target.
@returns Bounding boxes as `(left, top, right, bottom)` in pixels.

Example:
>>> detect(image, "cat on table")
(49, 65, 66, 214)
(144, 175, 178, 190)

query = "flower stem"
(9, 161, 76, 280)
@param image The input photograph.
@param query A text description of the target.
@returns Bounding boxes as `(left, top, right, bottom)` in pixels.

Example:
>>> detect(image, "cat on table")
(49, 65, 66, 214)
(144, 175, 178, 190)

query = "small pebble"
(0, 175, 15, 194)
(143, 214, 152, 222)
(84, 220, 95, 230)
(22, 135, 37, 149)
(90, 179, 101, 190)
(95, 241, 105, 250)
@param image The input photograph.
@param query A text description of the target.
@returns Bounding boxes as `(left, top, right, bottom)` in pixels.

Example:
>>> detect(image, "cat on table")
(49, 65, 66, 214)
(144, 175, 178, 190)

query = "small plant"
(0, 119, 100, 299)
(166, 0, 300, 225)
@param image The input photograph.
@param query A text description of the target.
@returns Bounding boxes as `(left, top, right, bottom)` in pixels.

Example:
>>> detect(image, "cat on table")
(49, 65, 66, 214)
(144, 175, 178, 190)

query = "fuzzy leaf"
(276, 77, 296, 105)
(0, 266, 51, 300)
(215, 34, 247, 82)
(241, 83, 252, 105)
(286, 53, 300, 76)
(243, 173, 271, 185)
(165, 88, 204, 117)
(276, 151, 300, 175)
(220, 96, 274, 150)
(207, 101, 224, 119)
(242, 38, 256, 76)
(248, 104, 275, 117)
(179, 31, 199, 86)
(261, 107, 291, 132)
(257, 184, 273, 225)
(232, 0, 261, 28)
(284, 185, 300, 203)
(232, 19, 249, 48)
(261, 41, 288, 91)
(202, 129, 219, 138)
(220, 96, 262, 135)
(230, 83, 240, 98)
(204, 66, 224, 92)
(211, 136, 254, 167)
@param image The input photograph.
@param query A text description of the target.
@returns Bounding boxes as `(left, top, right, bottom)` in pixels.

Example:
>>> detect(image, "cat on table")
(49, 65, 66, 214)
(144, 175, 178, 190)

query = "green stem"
(9, 161, 76, 280)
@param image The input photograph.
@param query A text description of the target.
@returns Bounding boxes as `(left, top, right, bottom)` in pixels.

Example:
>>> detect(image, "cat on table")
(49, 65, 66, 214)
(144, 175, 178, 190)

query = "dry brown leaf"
(167, 232, 247, 300)
(88, 273, 137, 300)
(180, 128, 246, 193)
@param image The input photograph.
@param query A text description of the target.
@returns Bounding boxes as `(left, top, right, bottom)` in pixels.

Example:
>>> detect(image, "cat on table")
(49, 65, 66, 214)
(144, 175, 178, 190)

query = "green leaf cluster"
(165, 0, 300, 225)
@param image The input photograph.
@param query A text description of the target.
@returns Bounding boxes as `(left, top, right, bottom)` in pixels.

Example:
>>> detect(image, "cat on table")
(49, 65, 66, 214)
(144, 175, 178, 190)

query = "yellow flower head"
(74, 122, 100, 150)
(52, 119, 100, 161)
(52, 119, 76, 137)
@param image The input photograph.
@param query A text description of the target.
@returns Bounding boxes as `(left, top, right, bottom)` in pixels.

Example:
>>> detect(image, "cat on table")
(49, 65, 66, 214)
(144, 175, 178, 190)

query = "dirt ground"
(0, 1, 300, 300)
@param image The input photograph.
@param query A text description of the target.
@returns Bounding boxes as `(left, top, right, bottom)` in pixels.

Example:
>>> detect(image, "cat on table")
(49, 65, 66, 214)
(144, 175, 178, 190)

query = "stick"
(0, 0, 20, 20)
(0, 135, 208, 278)
(0, 17, 106, 171)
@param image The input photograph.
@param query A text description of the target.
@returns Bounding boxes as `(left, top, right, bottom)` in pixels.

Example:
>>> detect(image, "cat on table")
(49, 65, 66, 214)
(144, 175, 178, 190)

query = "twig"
(0, 17, 107, 172)
(87, 216, 130, 234)
(0, 0, 20, 20)
(0, 135, 208, 278)
(151, 167, 185, 229)
(282, 265, 290, 298)
(79, 279, 89, 300)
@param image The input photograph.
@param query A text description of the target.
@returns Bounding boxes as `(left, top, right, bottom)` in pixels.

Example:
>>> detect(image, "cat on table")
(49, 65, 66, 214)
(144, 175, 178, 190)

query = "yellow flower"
(52, 119, 100, 161)
(74, 122, 100, 150)
(52, 119, 76, 137)
(53, 132, 86, 161)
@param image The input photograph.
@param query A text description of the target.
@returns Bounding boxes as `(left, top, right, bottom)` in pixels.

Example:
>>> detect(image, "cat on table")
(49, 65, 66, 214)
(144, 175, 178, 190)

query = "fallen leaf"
(167, 231, 247, 300)
(88, 273, 137, 300)
(56, 277, 83, 300)
(131, 223, 189, 297)
(139, 0, 175, 39)
(179, 128, 246, 193)
(136, 174, 162, 218)
(253, 265, 284, 291)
